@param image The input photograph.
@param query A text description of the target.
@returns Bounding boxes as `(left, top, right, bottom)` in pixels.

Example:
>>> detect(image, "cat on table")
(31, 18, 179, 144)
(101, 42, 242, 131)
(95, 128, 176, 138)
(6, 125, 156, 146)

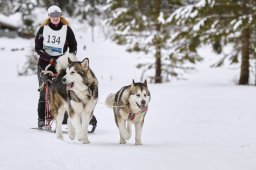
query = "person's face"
(49, 16, 60, 25)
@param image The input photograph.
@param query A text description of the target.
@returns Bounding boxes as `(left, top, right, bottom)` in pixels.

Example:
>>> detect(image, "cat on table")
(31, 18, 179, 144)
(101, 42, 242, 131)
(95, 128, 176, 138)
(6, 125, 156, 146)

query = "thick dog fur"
(49, 54, 98, 144)
(105, 80, 151, 145)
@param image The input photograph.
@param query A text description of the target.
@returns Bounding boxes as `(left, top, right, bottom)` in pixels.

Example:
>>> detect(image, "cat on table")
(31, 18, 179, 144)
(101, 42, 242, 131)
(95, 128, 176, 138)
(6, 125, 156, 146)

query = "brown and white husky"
(49, 54, 98, 144)
(105, 80, 151, 145)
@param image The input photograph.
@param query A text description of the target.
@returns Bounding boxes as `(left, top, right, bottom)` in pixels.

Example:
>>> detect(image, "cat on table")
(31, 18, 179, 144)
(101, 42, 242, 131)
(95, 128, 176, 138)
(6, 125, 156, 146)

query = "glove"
(49, 58, 56, 67)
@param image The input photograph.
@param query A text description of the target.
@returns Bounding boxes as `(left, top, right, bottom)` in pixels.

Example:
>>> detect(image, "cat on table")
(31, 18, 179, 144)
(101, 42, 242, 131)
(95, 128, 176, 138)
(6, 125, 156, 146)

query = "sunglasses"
(49, 12, 62, 18)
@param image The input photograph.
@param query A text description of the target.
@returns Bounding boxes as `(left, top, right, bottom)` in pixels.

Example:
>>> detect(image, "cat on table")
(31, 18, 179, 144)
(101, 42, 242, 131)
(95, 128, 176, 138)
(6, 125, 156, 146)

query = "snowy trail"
(0, 38, 256, 170)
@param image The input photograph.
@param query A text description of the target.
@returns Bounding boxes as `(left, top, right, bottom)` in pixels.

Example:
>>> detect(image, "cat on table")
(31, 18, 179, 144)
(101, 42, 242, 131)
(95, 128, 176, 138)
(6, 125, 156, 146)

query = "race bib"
(43, 25, 67, 56)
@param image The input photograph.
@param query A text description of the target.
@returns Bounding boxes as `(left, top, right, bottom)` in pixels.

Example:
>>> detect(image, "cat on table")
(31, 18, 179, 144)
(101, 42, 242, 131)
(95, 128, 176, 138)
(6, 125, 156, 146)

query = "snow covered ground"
(0, 29, 255, 170)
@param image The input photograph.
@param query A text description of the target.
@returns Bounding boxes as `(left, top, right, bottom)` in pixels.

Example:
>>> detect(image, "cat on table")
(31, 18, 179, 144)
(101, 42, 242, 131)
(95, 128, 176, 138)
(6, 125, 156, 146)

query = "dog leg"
(81, 112, 91, 144)
(126, 121, 132, 139)
(135, 122, 143, 145)
(118, 119, 130, 143)
(67, 117, 75, 140)
(119, 132, 126, 144)
(56, 107, 65, 140)
(70, 114, 83, 141)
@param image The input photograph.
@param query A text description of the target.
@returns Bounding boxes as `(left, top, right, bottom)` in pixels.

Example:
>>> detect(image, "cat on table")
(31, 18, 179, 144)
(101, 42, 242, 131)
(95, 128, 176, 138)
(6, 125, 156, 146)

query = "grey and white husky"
(49, 54, 98, 144)
(105, 80, 151, 145)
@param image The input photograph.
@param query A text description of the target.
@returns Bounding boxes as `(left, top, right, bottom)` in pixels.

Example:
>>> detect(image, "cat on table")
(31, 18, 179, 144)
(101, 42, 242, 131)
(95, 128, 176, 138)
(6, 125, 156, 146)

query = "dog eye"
(144, 94, 147, 97)
(136, 94, 140, 97)
(70, 71, 75, 74)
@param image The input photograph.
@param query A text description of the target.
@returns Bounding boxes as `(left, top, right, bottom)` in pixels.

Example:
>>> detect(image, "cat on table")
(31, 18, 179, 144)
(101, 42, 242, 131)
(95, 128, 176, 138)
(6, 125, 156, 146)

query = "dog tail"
(105, 93, 115, 108)
(56, 53, 76, 73)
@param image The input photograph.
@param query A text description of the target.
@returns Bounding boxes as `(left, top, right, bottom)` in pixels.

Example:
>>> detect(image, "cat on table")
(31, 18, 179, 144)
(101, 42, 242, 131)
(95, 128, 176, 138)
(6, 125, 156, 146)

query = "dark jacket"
(35, 21, 77, 69)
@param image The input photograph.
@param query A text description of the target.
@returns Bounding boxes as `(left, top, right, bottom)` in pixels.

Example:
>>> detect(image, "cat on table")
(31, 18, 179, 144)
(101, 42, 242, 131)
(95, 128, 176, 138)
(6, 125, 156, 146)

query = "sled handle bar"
(45, 64, 51, 71)
(40, 64, 57, 77)
(38, 64, 57, 92)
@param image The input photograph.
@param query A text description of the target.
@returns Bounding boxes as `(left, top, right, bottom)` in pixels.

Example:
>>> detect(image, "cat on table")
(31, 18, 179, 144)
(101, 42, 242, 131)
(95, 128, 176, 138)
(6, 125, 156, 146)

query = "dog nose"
(62, 77, 66, 84)
(141, 100, 146, 105)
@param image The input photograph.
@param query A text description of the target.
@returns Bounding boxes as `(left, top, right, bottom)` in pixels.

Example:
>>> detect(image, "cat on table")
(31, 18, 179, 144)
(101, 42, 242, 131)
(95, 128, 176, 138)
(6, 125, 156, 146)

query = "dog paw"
(68, 131, 75, 140)
(135, 142, 142, 146)
(83, 140, 90, 144)
(76, 134, 84, 141)
(56, 134, 63, 140)
(68, 130, 75, 140)
(69, 135, 75, 140)
(120, 141, 126, 144)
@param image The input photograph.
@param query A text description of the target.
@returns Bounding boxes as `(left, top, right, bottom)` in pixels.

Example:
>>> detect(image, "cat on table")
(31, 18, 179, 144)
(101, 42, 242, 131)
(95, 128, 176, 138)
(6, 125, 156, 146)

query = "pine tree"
(107, 0, 201, 83)
(171, 0, 256, 85)
(18, 0, 36, 38)
(76, 0, 106, 42)
(0, 0, 14, 16)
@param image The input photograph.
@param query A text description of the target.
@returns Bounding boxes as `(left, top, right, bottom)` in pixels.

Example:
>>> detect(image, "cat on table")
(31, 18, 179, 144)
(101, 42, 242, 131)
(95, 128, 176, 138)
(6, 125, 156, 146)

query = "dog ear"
(131, 79, 136, 88)
(81, 58, 89, 68)
(68, 57, 72, 64)
(144, 79, 147, 86)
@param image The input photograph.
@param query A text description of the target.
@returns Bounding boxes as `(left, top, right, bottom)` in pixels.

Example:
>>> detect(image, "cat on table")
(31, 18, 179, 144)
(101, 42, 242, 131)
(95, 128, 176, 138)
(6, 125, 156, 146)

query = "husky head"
(62, 58, 90, 91)
(129, 80, 151, 112)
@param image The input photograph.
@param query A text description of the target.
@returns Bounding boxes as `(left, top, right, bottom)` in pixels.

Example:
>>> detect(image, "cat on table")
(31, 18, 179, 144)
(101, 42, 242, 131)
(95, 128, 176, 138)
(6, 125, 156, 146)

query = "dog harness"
(68, 90, 89, 108)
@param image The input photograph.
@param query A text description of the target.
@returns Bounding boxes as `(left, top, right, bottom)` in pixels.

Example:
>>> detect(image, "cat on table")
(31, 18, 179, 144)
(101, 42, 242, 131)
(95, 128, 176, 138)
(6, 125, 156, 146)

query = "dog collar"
(128, 108, 147, 121)
(128, 112, 136, 121)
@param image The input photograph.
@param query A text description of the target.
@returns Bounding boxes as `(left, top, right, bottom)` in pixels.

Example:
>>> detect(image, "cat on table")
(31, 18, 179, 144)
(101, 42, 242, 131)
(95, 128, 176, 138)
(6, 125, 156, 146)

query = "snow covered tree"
(107, 0, 202, 83)
(18, 0, 36, 38)
(76, 0, 106, 42)
(41, 0, 79, 16)
(170, 0, 256, 85)
(0, 0, 14, 16)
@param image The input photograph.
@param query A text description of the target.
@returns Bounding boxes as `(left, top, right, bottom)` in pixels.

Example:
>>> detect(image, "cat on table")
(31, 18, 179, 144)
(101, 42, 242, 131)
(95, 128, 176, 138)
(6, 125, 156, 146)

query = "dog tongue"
(140, 106, 148, 112)
(66, 83, 73, 90)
